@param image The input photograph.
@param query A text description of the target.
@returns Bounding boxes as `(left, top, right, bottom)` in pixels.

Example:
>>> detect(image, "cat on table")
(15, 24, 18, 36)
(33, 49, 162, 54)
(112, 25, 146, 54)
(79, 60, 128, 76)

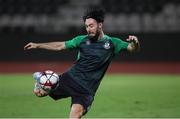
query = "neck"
(98, 31, 104, 40)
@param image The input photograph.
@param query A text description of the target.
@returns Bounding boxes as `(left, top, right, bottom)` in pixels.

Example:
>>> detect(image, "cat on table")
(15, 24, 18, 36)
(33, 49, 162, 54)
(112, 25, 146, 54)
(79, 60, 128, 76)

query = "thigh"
(49, 88, 69, 100)
(49, 73, 70, 100)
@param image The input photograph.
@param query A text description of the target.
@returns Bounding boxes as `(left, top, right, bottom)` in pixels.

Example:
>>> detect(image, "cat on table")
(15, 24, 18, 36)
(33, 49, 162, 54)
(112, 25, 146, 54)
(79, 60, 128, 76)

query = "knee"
(70, 104, 84, 118)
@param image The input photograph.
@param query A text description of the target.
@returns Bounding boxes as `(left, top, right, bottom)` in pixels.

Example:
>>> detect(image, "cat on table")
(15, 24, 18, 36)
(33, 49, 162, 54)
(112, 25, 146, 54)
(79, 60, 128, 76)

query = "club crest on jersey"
(103, 41, 110, 49)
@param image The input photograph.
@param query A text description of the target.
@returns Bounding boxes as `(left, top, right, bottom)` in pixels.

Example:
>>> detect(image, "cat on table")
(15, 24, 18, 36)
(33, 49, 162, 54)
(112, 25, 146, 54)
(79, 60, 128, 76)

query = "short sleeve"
(65, 35, 86, 49)
(111, 37, 129, 54)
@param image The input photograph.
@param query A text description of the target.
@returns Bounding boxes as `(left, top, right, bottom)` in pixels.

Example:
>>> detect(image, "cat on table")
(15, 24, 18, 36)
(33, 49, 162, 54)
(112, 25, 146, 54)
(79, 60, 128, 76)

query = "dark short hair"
(83, 7, 105, 23)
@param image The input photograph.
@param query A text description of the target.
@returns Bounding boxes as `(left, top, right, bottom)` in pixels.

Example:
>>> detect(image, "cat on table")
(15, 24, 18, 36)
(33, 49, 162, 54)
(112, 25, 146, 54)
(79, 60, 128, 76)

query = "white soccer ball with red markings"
(38, 70, 59, 92)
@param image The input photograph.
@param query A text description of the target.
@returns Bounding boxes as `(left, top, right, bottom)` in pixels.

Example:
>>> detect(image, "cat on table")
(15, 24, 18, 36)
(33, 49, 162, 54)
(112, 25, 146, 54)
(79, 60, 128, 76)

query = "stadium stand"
(0, 0, 180, 62)
(0, 0, 180, 33)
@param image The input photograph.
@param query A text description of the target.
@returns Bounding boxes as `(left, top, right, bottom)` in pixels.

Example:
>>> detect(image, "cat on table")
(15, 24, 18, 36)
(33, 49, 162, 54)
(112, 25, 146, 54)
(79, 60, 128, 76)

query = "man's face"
(85, 18, 102, 39)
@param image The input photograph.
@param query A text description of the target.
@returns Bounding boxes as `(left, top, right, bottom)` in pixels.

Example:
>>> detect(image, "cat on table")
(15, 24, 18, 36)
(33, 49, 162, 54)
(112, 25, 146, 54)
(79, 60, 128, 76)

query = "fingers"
(127, 35, 140, 52)
(34, 89, 42, 97)
(24, 43, 31, 50)
(34, 88, 48, 97)
(24, 42, 36, 50)
(126, 35, 138, 43)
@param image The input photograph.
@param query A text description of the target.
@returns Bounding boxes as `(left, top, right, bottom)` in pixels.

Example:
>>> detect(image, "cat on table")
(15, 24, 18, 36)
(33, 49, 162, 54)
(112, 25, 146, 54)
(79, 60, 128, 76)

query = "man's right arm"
(24, 41, 66, 51)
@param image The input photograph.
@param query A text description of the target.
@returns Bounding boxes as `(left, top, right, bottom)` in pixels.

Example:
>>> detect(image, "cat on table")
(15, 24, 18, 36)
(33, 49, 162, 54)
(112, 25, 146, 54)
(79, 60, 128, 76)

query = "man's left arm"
(126, 35, 140, 52)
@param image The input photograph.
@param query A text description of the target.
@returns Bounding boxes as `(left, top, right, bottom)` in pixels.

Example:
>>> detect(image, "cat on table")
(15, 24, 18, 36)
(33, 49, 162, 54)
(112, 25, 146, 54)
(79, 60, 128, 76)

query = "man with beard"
(24, 7, 140, 118)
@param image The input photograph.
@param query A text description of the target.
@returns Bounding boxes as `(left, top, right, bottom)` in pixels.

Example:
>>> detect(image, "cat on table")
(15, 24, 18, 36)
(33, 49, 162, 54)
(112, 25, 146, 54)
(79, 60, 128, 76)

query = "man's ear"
(98, 23, 103, 29)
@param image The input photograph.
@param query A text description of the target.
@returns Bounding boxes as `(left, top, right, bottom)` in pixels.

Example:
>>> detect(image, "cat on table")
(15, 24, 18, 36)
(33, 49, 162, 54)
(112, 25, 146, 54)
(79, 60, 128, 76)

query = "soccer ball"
(33, 70, 59, 92)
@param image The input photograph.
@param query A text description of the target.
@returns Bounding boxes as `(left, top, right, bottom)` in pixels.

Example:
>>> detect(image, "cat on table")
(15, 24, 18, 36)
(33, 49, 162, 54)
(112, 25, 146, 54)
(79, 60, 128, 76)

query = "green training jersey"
(65, 35, 128, 95)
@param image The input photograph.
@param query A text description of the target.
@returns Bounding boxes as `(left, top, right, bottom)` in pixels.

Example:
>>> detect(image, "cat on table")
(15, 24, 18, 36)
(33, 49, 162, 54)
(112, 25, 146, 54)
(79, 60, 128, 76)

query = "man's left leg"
(69, 104, 85, 118)
(69, 95, 94, 118)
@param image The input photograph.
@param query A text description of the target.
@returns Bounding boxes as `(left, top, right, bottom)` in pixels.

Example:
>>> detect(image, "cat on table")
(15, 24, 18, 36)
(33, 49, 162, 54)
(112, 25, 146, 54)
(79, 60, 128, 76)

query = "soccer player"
(24, 8, 140, 118)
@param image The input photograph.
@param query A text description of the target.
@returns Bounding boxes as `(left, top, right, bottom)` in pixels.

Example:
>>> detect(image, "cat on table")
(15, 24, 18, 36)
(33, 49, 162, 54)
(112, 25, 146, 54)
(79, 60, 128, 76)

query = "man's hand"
(34, 88, 49, 97)
(126, 35, 138, 44)
(33, 82, 48, 97)
(127, 35, 140, 52)
(24, 42, 38, 50)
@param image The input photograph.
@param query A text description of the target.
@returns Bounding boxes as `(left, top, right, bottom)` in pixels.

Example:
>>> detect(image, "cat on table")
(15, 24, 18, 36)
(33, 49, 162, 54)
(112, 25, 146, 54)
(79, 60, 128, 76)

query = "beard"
(88, 30, 100, 42)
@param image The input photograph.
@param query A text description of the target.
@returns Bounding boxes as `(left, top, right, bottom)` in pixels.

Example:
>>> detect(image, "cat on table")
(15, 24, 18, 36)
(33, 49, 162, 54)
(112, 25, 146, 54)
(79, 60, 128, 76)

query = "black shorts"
(49, 72, 94, 115)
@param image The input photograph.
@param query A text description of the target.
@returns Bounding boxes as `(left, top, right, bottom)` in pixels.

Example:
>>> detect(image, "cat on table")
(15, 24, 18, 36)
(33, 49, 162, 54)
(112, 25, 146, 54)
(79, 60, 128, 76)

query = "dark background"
(0, 0, 180, 62)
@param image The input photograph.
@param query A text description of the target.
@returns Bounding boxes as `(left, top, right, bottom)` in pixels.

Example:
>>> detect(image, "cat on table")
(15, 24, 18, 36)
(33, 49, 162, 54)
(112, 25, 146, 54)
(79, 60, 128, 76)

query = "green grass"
(0, 74, 180, 118)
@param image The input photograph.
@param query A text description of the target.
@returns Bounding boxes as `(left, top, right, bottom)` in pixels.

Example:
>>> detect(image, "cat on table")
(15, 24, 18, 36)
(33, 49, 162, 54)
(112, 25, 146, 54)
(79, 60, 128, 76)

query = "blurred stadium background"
(0, 0, 180, 118)
(0, 0, 180, 73)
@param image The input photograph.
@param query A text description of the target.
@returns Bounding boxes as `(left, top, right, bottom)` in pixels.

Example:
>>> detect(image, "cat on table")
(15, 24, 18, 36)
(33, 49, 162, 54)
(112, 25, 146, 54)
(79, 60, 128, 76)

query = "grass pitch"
(0, 74, 180, 118)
